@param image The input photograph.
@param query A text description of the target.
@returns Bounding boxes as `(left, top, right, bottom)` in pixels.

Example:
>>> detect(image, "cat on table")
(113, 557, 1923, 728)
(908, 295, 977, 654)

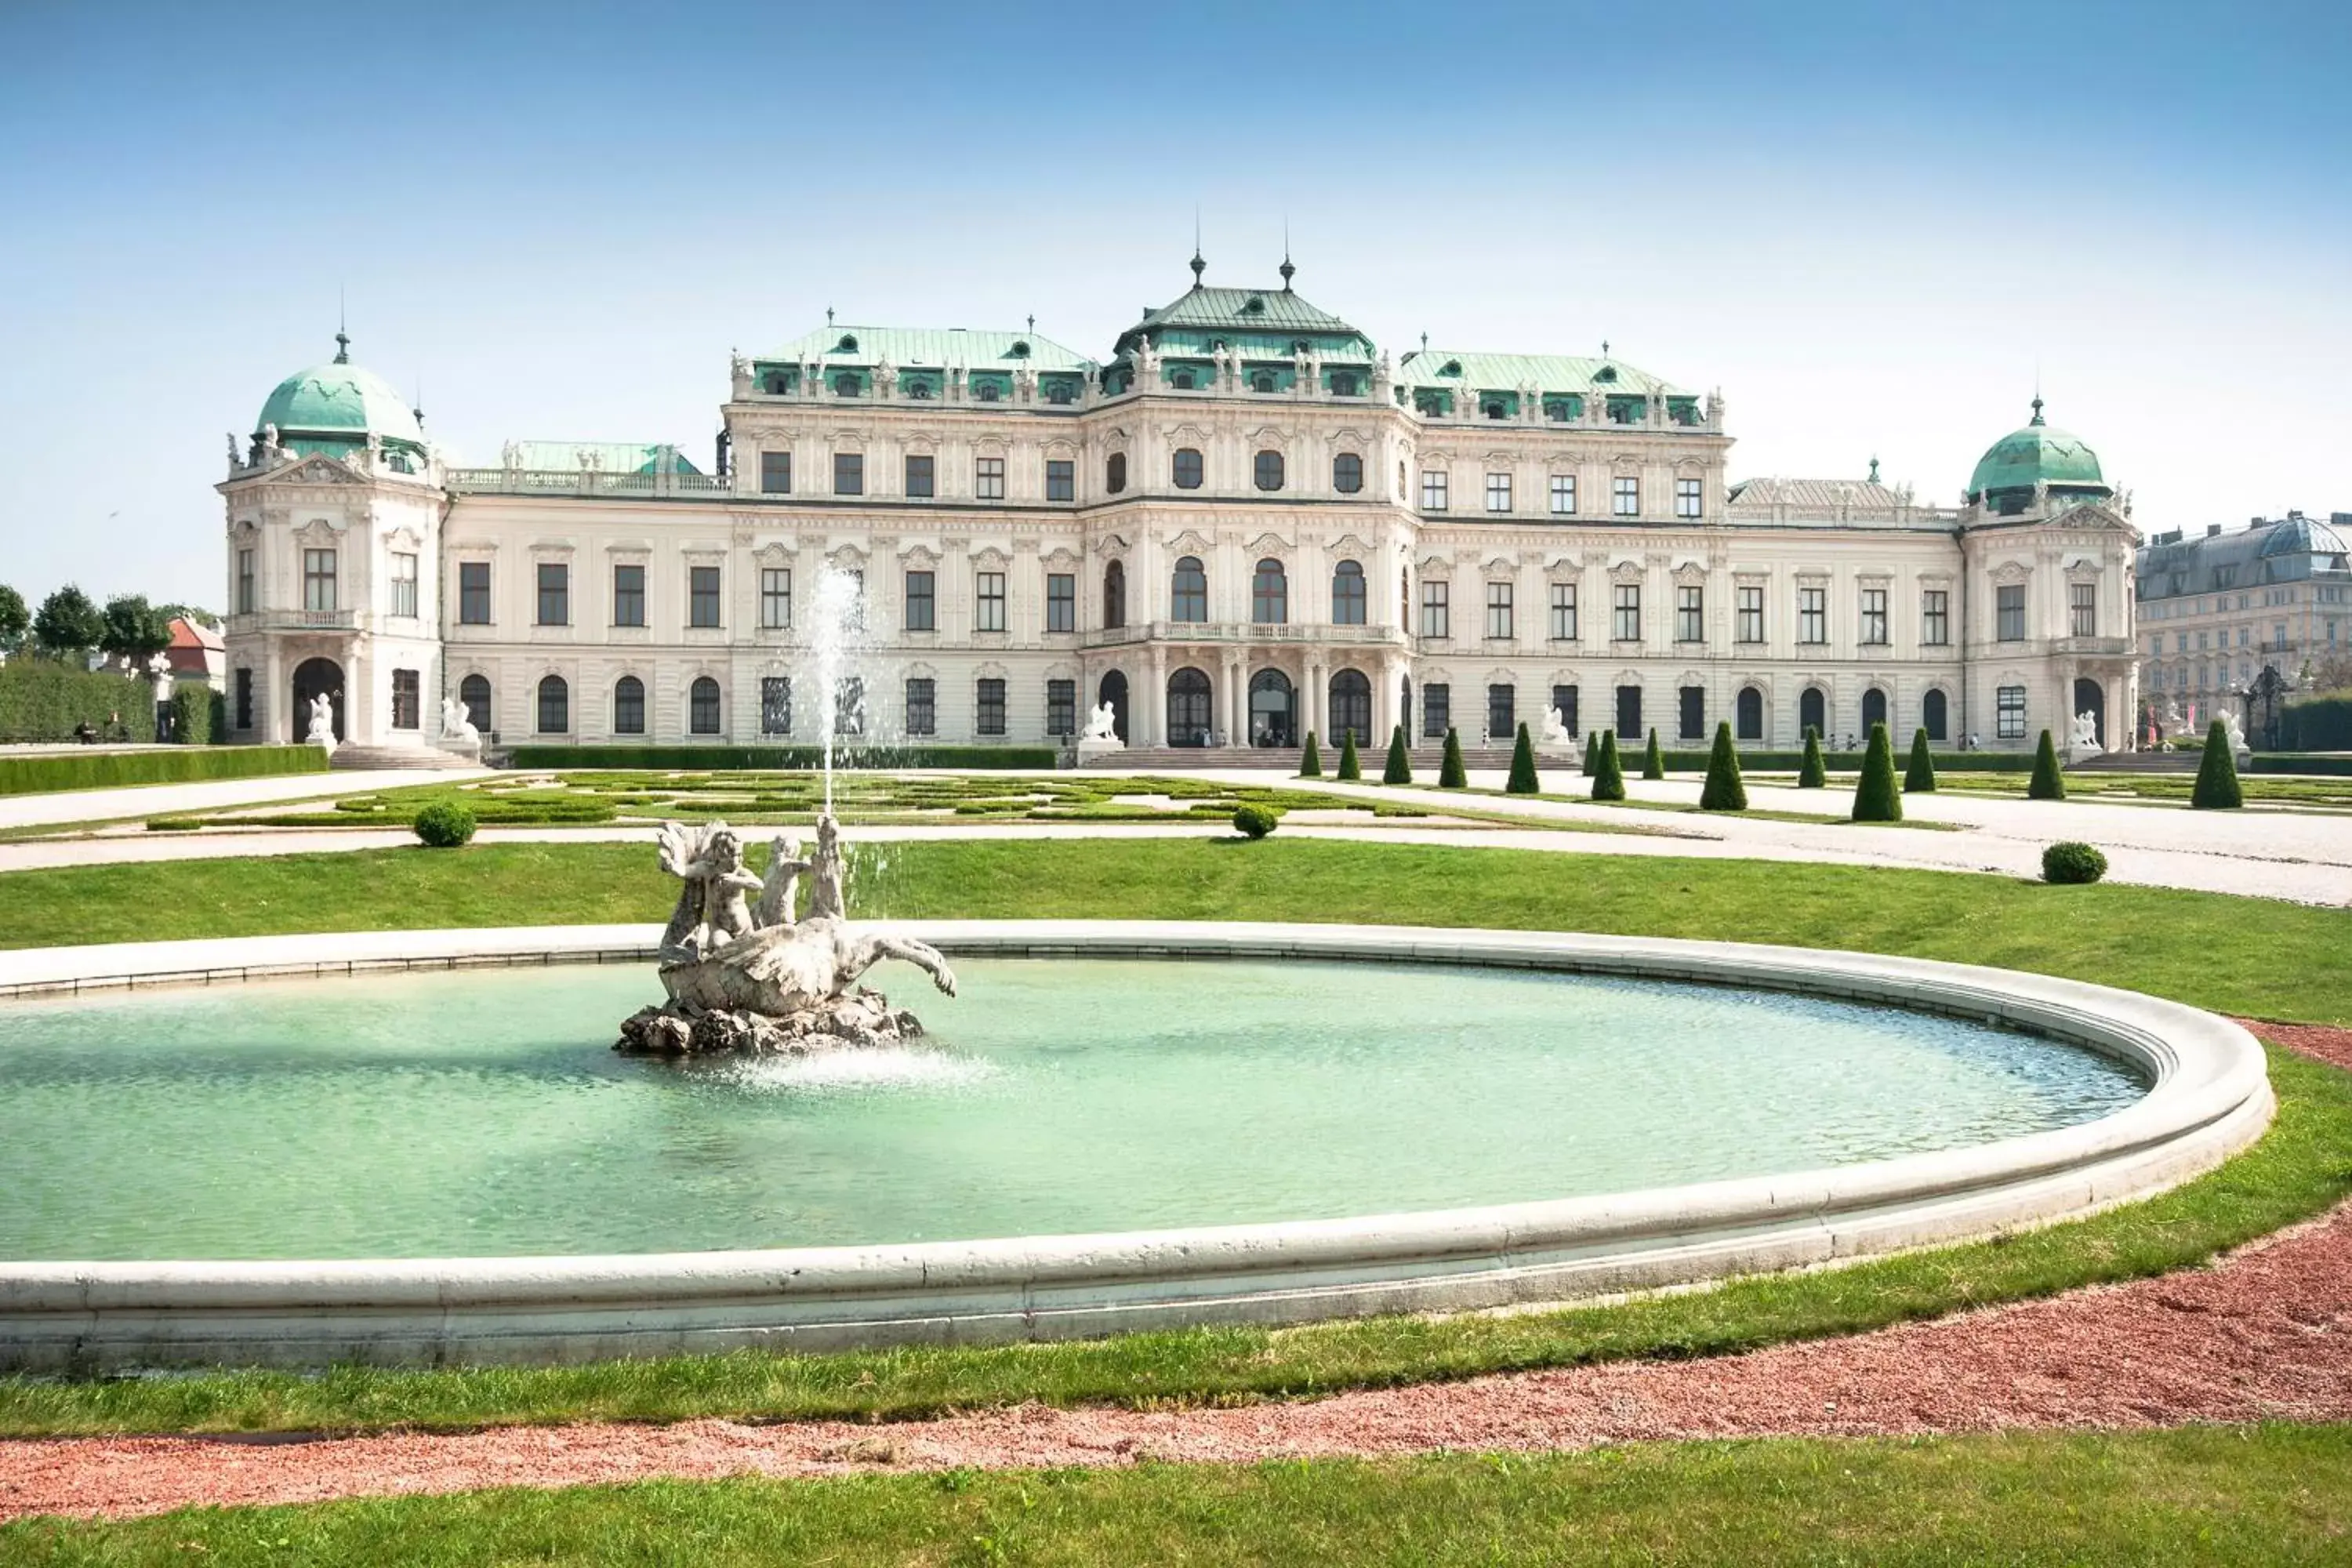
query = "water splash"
(712, 1047, 996, 1095)
(808, 567, 868, 818)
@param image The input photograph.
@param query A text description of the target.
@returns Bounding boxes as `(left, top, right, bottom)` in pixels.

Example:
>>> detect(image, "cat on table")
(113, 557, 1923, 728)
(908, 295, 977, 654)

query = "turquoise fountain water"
(0, 958, 2142, 1261)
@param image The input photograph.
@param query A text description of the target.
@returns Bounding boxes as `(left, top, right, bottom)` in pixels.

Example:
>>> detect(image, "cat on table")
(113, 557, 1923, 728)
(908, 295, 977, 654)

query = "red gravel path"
(3, 1022, 2347, 1523)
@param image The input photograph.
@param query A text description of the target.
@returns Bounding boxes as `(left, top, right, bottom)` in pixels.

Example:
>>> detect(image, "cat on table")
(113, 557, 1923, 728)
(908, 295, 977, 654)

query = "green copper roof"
(506, 441, 699, 475)
(1966, 398, 2107, 499)
(1113, 270, 1373, 361)
(254, 336, 424, 448)
(757, 325, 1094, 372)
(1396, 349, 1686, 397)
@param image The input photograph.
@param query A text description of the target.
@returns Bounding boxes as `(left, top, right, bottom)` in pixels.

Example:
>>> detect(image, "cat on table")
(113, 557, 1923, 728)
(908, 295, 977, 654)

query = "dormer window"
(1171, 369, 1196, 390)
(908, 380, 934, 400)
(763, 371, 790, 394)
(1251, 370, 1277, 393)
(1593, 365, 1618, 383)
(1243, 296, 1266, 314)
(833, 372, 860, 397)
(1483, 400, 1506, 419)
(1439, 359, 1461, 377)
(836, 333, 858, 353)
(975, 381, 1001, 402)
(1046, 381, 1074, 405)
(1011, 339, 1031, 358)
(1414, 390, 1445, 416)
(1330, 372, 1359, 397)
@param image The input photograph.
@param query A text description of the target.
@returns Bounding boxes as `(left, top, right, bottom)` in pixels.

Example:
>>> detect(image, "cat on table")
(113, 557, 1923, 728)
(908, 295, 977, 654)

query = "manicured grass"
(9, 1425, 2352, 1564)
(2, 838, 2343, 1025)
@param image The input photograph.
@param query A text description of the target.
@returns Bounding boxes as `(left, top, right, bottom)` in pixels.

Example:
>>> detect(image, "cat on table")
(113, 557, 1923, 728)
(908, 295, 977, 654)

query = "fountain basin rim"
(0, 922, 2273, 1370)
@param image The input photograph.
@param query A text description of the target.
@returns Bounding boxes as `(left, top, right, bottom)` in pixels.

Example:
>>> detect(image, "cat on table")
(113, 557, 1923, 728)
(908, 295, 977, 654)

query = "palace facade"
(218, 258, 2140, 757)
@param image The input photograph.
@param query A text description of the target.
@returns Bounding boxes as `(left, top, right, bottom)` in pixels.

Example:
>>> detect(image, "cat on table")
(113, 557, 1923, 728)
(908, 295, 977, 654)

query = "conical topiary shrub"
(1642, 727, 1664, 781)
(1798, 727, 1827, 788)
(2028, 729, 2066, 800)
(1337, 729, 1361, 782)
(1439, 726, 1468, 788)
(1581, 731, 1599, 777)
(1904, 727, 1937, 793)
(1852, 721, 1902, 822)
(1383, 724, 1413, 785)
(1298, 730, 1322, 778)
(1507, 720, 1541, 794)
(1591, 730, 1626, 801)
(1699, 720, 1747, 811)
(2193, 719, 2244, 809)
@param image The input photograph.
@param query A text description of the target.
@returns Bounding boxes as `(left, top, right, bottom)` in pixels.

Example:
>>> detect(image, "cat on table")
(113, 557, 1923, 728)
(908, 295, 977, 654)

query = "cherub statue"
(803, 813, 847, 922)
(756, 833, 812, 928)
(655, 822, 762, 961)
(2070, 710, 2100, 751)
(1081, 701, 1122, 744)
(304, 691, 336, 747)
(439, 696, 478, 743)
(1540, 706, 1574, 746)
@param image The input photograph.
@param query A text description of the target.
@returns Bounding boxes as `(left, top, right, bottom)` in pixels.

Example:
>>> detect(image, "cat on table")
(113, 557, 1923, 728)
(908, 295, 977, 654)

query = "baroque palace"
(219, 256, 2140, 756)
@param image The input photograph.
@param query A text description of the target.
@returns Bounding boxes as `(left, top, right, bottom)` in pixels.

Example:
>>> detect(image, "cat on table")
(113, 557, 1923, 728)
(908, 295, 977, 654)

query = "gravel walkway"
(2, 1025, 2345, 1523)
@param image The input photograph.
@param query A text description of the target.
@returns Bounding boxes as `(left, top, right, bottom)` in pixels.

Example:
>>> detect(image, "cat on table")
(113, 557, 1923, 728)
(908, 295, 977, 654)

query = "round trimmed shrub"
(2042, 840, 2107, 884)
(412, 800, 477, 848)
(1231, 803, 1278, 840)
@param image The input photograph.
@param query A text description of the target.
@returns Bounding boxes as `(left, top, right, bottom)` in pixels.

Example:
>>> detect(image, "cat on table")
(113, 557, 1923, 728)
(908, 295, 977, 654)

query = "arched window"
(459, 673, 492, 732)
(763, 372, 789, 395)
(535, 674, 569, 735)
(975, 380, 1001, 402)
(1922, 688, 1949, 742)
(1046, 382, 1074, 405)
(1736, 685, 1764, 742)
(1331, 561, 1367, 626)
(1171, 369, 1196, 390)
(689, 676, 722, 735)
(1333, 452, 1363, 493)
(1398, 459, 1408, 498)
(1167, 667, 1213, 746)
(1484, 399, 1507, 419)
(1254, 449, 1285, 491)
(1329, 669, 1372, 744)
(1172, 448, 1203, 489)
(1104, 561, 1126, 629)
(1861, 687, 1889, 736)
(1248, 668, 1295, 747)
(1105, 452, 1127, 494)
(1799, 686, 1827, 742)
(833, 372, 859, 397)
(1252, 559, 1288, 624)
(907, 379, 933, 400)
(1171, 556, 1207, 622)
(1330, 371, 1359, 397)
(1250, 370, 1277, 394)
(614, 675, 645, 736)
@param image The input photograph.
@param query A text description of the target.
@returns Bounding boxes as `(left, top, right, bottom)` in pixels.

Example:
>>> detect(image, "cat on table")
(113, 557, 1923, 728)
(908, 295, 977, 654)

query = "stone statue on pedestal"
(304, 692, 336, 754)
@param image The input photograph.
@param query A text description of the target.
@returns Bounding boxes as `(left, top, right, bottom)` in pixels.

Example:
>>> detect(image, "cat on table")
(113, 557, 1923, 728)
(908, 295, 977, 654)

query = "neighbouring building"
(2135, 512, 2351, 728)
(217, 256, 2141, 755)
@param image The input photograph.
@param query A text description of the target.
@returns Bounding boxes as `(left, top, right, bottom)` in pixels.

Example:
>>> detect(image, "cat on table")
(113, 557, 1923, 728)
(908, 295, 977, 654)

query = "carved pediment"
(1165, 528, 1214, 554)
(1544, 551, 1582, 574)
(291, 517, 342, 547)
(898, 542, 942, 567)
(1327, 532, 1371, 557)
(1671, 557, 1708, 584)
(1989, 560, 2033, 586)
(1482, 555, 1517, 575)
(1608, 555, 1646, 581)
(1245, 532, 1294, 556)
(1417, 550, 1455, 572)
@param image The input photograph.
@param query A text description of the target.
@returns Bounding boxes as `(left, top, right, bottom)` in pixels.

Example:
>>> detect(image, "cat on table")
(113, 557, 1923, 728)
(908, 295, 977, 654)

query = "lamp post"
(2251, 663, 2288, 750)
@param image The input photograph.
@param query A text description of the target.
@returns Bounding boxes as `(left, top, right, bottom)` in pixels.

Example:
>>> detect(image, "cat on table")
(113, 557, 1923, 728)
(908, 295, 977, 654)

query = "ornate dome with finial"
(1965, 396, 2107, 505)
(253, 332, 424, 451)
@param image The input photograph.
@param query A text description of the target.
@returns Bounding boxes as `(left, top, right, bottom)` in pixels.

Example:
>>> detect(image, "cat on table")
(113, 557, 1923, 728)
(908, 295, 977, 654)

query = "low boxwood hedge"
(0, 744, 327, 797)
(503, 744, 1062, 771)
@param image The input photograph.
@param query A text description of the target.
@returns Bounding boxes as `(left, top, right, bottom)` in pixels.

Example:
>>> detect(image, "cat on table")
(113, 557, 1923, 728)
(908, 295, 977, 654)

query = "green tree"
(1382, 724, 1413, 785)
(1852, 721, 1903, 822)
(1506, 720, 1541, 794)
(1904, 727, 1937, 793)
(32, 585, 103, 656)
(153, 604, 220, 632)
(2028, 729, 2066, 800)
(1591, 730, 1626, 801)
(1298, 731, 1322, 779)
(1797, 727, 1827, 788)
(1581, 731, 1599, 777)
(0, 583, 28, 652)
(100, 594, 174, 667)
(1439, 727, 1467, 788)
(1642, 727, 1664, 780)
(1336, 729, 1361, 781)
(1699, 720, 1748, 811)
(2193, 719, 2244, 809)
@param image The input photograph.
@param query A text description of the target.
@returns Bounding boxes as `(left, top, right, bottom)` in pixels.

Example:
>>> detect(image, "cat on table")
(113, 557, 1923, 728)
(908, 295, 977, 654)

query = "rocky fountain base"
(615, 816, 955, 1059)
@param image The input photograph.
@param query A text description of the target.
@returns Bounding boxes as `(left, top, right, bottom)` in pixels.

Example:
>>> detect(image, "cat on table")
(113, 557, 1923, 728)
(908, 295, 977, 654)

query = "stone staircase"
(327, 744, 482, 771)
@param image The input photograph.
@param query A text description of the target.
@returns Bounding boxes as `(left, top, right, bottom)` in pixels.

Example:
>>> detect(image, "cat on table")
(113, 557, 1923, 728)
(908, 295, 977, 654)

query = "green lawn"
(8, 1425, 2352, 1565)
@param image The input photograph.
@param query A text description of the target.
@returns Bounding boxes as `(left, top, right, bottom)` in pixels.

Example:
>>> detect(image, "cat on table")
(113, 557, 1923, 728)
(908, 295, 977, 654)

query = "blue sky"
(2, 0, 2347, 605)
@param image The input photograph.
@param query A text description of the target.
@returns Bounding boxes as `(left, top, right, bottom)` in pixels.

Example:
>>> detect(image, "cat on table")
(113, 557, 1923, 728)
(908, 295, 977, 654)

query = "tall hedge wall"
(0, 745, 328, 797)
(2280, 693, 2352, 752)
(0, 659, 158, 744)
(503, 744, 1063, 771)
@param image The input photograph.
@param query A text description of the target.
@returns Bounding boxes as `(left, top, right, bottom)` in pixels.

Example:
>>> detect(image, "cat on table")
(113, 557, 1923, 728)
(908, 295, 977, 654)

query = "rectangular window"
(1422, 682, 1450, 739)
(236, 549, 256, 614)
(976, 571, 1007, 633)
(1420, 580, 1450, 639)
(1551, 684, 1579, 738)
(1922, 589, 1950, 646)
(976, 677, 1007, 736)
(1613, 583, 1640, 641)
(390, 669, 419, 731)
(1997, 684, 2027, 740)
(2071, 582, 2098, 637)
(833, 677, 864, 736)
(1675, 477, 1702, 519)
(1675, 584, 1704, 643)
(1549, 474, 1576, 516)
(390, 552, 418, 619)
(761, 676, 792, 735)
(1616, 684, 1642, 740)
(753, 567, 787, 630)
(1679, 684, 1704, 742)
(1798, 586, 1828, 644)
(1046, 572, 1075, 633)
(1549, 582, 1577, 641)
(902, 677, 935, 737)
(1737, 584, 1764, 644)
(1486, 684, 1515, 741)
(1486, 581, 1514, 640)
(1421, 470, 1448, 510)
(902, 570, 934, 632)
(833, 451, 863, 495)
(1046, 459, 1074, 502)
(1613, 477, 1639, 517)
(1997, 583, 2027, 641)
(535, 561, 568, 626)
(1046, 677, 1076, 737)
(1860, 587, 1889, 645)
(904, 454, 934, 497)
(612, 564, 646, 626)
(975, 457, 1005, 500)
(690, 565, 722, 629)
(1486, 472, 1512, 514)
(760, 451, 792, 494)
(234, 667, 252, 729)
(458, 561, 490, 625)
(303, 548, 337, 612)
